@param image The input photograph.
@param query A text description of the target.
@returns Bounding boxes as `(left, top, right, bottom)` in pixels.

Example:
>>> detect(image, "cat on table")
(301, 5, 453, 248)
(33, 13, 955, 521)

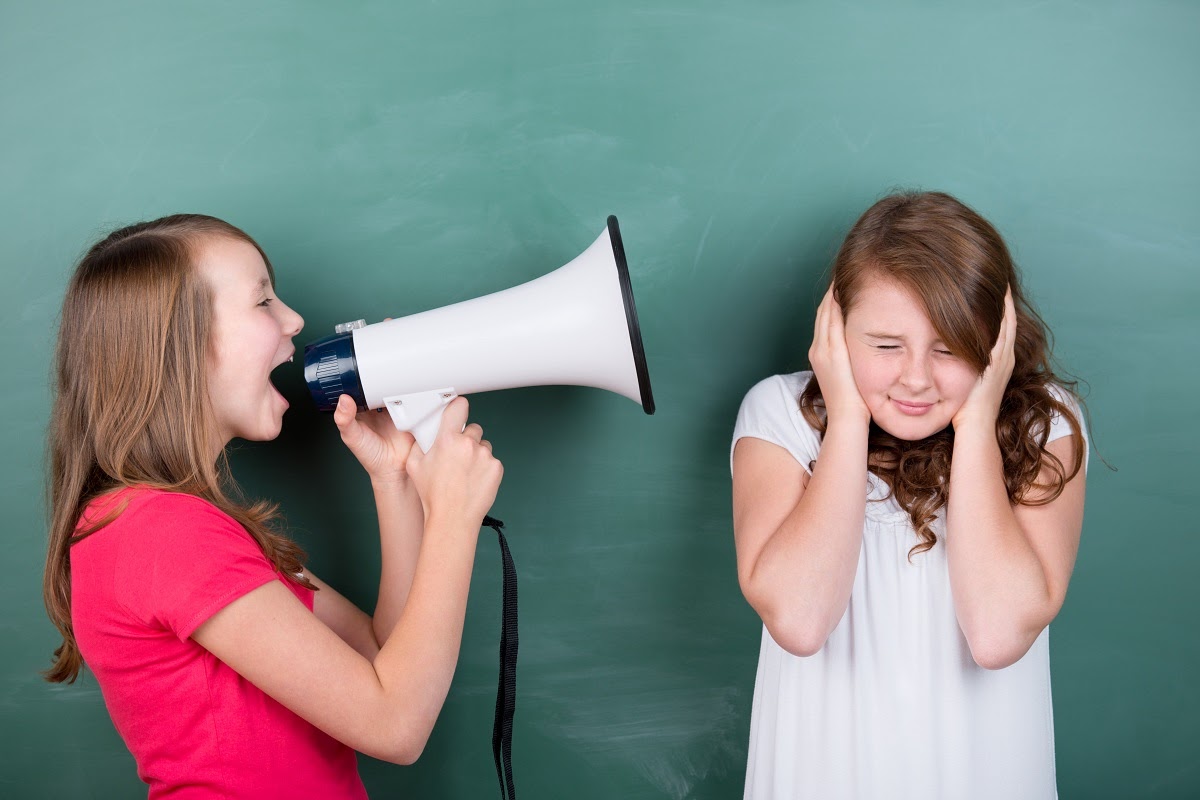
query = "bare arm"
(306, 571, 379, 661)
(946, 432, 1085, 669)
(732, 288, 871, 657)
(733, 420, 868, 656)
(364, 476, 424, 648)
(309, 394, 426, 656)
(193, 398, 502, 764)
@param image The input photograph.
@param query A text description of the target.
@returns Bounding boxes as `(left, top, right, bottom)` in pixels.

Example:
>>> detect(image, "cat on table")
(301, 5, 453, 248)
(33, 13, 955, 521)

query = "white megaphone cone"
(303, 216, 654, 450)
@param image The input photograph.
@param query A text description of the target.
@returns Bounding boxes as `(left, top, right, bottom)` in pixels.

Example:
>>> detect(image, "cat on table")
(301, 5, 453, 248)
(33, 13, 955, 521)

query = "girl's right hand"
(404, 397, 503, 526)
(808, 286, 871, 427)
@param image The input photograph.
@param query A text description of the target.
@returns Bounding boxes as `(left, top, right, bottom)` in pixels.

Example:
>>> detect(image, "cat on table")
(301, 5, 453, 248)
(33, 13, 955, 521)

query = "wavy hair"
(800, 192, 1085, 558)
(44, 214, 313, 684)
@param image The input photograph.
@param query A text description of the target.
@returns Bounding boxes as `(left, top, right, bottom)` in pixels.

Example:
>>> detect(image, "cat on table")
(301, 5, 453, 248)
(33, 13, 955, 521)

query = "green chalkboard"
(2, 1, 1197, 797)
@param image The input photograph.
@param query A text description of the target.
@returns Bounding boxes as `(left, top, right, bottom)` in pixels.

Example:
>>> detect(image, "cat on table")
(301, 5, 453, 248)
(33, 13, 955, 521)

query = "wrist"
(825, 405, 871, 431)
(424, 509, 485, 540)
(370, 472, 413, 494)
(950, 418, 1002, 461)
(951, 409, 998, 436)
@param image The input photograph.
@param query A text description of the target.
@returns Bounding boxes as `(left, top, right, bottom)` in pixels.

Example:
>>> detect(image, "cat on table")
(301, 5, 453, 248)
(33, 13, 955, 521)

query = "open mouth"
(269, 352, 296, 407)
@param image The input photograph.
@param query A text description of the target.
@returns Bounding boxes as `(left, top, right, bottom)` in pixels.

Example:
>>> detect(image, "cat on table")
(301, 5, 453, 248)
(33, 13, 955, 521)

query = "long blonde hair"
(44, 214, 313, 684)
(801, 192, 1085, 557)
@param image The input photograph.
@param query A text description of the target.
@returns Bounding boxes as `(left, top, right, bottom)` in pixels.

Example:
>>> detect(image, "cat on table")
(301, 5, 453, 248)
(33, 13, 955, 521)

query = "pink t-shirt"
(70, 488, 368, 799)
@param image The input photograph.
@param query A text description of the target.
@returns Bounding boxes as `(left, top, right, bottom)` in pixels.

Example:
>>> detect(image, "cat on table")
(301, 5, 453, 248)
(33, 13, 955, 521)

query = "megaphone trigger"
(383, 388, 459, 452)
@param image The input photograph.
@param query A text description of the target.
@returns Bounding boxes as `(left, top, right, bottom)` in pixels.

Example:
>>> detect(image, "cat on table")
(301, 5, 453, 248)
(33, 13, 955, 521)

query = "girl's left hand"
(952, 287, 1017, 432)
(333, 393, 417, 486)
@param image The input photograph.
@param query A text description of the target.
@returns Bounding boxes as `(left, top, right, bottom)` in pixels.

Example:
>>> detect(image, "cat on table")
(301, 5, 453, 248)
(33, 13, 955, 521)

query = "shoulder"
(1044, 382, 1089, 471)
(738, 370, 814, 415)
(732, 371, 821, 474)
(71, 487, 280, 637)
(106, 488, 243, 534)
(1045, 383, 1084, 426)
(110, 491, 279, 629)
(87, 488, 256, 562)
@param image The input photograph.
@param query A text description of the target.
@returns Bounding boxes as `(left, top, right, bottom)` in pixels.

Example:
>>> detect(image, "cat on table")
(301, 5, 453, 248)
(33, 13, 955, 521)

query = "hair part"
(44, 214, 313, 684)
(799, 191, 1086, 558)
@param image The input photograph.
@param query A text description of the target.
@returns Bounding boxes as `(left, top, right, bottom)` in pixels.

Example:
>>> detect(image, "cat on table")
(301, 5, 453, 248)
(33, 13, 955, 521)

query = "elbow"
(961, 623, 1045, 671)
(966, 639, 1025, 671)
(749, 591, 833, 658)
(738, 556, 849, 659)
(772, 624, 830, 659)
(365, 712, 435, 765)
(377, 729, 429, 766)
(960, 597, 1061, 671)
(388, 738, 426, 767)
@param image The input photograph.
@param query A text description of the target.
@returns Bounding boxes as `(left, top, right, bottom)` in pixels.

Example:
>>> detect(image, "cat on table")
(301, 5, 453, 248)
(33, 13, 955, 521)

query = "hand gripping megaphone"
(303, 216, 655, 450)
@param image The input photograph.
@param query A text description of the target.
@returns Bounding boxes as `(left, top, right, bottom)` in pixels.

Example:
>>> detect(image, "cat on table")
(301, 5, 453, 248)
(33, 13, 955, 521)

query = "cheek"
(212, 319, 275, 374)
(938, 363, 980, 405)
(847, 349, 893, 397)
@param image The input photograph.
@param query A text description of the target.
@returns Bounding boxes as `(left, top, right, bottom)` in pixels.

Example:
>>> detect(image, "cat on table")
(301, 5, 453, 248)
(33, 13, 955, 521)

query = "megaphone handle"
(382, 388, 458, 453)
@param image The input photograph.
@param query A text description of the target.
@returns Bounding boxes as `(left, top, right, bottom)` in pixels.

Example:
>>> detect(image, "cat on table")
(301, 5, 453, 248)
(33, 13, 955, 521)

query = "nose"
(281, 302, 304, 337)
(899, 350, 933, 393)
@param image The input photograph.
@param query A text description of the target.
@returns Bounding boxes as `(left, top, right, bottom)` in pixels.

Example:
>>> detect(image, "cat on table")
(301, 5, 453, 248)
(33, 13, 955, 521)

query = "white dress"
(731, 372, 1086, 800)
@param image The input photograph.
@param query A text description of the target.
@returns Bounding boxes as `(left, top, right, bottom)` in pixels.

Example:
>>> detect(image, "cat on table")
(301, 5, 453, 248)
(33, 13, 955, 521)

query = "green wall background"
(2, 1, 1196, 797)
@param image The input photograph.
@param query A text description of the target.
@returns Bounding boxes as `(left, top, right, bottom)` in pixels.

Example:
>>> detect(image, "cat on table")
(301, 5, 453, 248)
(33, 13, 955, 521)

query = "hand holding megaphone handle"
(383, 388, 459, 452)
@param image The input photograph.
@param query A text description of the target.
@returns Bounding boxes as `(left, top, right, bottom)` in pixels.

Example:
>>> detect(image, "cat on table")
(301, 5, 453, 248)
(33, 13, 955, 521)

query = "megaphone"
(303, 216, 655, 450)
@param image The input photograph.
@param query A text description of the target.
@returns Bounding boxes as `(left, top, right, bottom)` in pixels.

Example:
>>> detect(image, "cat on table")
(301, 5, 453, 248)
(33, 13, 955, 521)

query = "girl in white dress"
(731, 191, 1087, 800)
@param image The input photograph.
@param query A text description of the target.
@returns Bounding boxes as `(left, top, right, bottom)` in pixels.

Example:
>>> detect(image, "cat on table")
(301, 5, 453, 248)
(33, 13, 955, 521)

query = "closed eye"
(874, 345, 900, 351)
(258, 298, 274, 307)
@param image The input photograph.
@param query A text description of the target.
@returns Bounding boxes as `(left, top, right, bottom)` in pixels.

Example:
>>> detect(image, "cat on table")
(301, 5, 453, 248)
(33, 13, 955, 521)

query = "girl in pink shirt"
(43, 214, 503, 798)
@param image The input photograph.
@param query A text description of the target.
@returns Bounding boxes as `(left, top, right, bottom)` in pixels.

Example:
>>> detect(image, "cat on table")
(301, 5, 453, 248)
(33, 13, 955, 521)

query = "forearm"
(372, 514, 479, 750)
(946, 423, 1052, 667)
(370, 477, 425, 647)
(746, 420, 869, 654)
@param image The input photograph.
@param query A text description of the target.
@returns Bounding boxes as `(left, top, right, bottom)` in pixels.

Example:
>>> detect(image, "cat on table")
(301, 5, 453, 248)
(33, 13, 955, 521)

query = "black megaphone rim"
(606, 215, 655, 415)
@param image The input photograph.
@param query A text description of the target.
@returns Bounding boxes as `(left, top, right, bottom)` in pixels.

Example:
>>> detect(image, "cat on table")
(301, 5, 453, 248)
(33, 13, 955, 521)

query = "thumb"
(333, 395, 361, 440)
(438, 397, 470, 439)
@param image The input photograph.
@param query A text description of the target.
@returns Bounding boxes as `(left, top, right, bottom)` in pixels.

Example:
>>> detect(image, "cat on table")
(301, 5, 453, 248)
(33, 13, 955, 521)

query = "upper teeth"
(287, 356, 294, 363)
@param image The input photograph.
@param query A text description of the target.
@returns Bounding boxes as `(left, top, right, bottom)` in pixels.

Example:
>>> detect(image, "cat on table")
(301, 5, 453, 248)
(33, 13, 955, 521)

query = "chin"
(240, 419, 285, 443)
(872, 413, 953, 442)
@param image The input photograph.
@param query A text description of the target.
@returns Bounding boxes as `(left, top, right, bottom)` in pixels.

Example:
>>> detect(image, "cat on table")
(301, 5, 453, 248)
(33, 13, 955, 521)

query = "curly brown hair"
(800, 191, 1085, 558)
(43, 214, 314, 684)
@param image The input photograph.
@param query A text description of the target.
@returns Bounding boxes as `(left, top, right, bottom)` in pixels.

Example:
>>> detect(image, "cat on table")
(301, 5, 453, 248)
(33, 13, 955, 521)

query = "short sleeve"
(731, 372, 823, 475)
(114, 493, 280, 640)
(1046, 384, 1089, 473)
